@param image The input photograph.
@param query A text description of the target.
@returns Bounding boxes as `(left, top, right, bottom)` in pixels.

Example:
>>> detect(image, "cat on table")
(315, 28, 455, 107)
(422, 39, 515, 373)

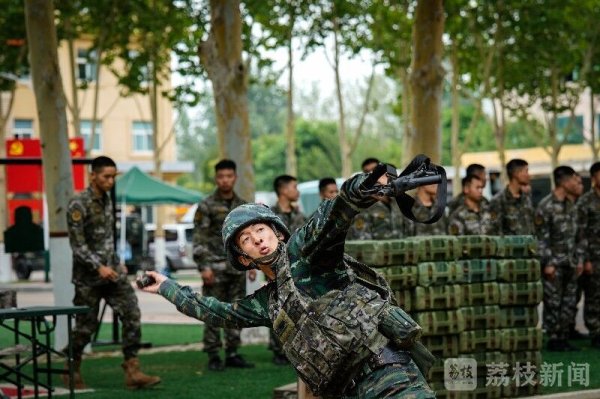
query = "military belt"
(346, 344, 411, 393)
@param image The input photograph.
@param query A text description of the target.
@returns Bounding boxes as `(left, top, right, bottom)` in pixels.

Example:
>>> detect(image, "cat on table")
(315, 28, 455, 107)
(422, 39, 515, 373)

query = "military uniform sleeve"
(158, 279, 271, 328)
(487, 196, 502, 235)
(575, 200, 590, 265)
(293, 173, 376, 263)
(67, 199, 103, 270)
(192, 201, 212, 271)
(534, 204, 556, 266)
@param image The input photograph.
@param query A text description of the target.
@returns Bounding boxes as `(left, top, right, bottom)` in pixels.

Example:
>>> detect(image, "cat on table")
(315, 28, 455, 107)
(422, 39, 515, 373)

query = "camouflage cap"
(222, 203, 291, 271)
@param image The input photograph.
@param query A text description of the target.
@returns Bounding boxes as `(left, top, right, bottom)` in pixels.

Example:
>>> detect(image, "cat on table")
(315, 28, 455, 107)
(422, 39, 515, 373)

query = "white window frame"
(132, 121, 153, 152)
(76, 48, 98, 82)
(12, 119, 33, 139)
(80, 120, 102, 151)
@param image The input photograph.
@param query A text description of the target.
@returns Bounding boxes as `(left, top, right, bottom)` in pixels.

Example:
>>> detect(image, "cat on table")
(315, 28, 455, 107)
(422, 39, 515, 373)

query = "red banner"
(5, 137, 86, 193)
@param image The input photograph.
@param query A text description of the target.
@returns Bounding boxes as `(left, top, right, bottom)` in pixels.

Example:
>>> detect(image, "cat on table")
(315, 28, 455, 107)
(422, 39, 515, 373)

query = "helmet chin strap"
(242, 240, 285, 270)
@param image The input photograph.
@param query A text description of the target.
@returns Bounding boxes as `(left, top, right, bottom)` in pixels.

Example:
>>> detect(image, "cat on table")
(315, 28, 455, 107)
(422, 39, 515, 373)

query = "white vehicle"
(147, 223, 196, 271)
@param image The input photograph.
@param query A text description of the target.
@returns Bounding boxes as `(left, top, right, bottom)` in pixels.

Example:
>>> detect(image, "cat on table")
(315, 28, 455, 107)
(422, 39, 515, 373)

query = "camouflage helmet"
(222, 203, 291, 271)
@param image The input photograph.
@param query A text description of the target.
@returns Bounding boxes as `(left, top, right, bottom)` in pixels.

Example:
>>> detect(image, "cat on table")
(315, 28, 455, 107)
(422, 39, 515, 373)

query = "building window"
(77, 48, 97, 81)
(132, 121, 153, 152)
(556, 115, 584, 144)
(13, 119, 33, 138)
(80, 120, 102, 151)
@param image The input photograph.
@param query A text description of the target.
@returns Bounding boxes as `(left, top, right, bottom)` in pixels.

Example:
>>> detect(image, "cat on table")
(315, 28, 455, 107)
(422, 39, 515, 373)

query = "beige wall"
(8, 37, 175, 164)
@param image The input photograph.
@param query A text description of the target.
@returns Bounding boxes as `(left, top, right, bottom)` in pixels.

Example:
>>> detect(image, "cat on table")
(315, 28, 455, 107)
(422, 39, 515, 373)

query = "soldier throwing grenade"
(139, 158, 441, 398)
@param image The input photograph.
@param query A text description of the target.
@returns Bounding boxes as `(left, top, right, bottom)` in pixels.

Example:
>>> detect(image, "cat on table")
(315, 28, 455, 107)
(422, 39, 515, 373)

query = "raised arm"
(291, 172, 376, 264)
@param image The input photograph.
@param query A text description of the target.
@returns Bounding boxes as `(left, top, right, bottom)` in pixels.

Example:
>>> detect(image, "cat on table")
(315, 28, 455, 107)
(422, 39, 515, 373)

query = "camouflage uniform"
(271, 203, 306, 234)
(447, 192, 489, 215)
(347, 200, 405, 240)
(448, 203, 492, 235)
(67, 186, 141, 361)
(488, 186, 535, 235)
(192, 190, 247, 355)
(535, 193, 578, 341)
(269, 203, 306, 359)
(404, 198, 447, 236)
(575, 189, 600, 339)
(159, 174, 435, 398)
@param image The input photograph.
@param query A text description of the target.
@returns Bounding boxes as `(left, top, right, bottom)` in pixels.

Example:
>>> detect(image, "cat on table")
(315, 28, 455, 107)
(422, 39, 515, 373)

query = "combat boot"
(546, 339, 565, 352)
(122, 357, 161, 389)
(225, 353, 255, 368)
(591, 336, 600, 349)
(208, 354, 225, 371)
(61, 359, 87, 390)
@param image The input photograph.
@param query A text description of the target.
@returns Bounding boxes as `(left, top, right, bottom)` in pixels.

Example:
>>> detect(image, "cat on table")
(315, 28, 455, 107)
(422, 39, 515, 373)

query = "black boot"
(225, 353, 255, 368)
(591, 336, 600, 349)
(207, 354, 224, 371)
(569, 326, 589, 340)
(546, 339, 566, 352)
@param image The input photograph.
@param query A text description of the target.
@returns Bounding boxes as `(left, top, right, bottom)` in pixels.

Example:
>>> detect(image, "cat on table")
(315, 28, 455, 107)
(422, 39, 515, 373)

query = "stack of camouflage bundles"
(345, 235, 542, 398)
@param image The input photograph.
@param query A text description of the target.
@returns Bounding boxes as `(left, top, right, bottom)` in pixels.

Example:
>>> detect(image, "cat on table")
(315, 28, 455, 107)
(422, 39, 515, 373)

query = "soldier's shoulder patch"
(535, 214, 544, 226)
(355, 217, 365, 230)
(490, 211, 497, 220)
(71, 209, 83, 222)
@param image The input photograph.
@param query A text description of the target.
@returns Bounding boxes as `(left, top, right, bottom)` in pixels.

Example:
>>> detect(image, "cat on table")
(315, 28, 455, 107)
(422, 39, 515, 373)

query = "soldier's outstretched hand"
(137, 271, 167, 294)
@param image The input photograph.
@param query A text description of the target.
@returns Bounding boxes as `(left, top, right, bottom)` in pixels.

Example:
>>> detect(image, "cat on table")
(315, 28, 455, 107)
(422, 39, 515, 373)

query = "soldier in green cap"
(140, 165, 435, 398)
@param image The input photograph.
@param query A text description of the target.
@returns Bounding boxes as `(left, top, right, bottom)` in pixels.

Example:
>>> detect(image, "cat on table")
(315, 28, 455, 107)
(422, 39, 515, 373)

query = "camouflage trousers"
(341, 356, 435, 399)
(543, 266, 577, 340)
(202, 271, 246, 355)
(583, 263, 600, 338)
(69, 279, 141, 361)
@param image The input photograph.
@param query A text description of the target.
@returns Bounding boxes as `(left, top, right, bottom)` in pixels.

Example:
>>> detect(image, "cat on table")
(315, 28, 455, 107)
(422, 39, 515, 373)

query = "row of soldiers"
(346, 157, 600, 354)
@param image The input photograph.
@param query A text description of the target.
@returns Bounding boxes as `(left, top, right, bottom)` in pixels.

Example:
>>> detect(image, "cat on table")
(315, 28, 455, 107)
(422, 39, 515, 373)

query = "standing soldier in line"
(447, 163, 489, 215)
(64, 156, 160, 389)
(535, 166, 581, 352)
(488, 159, 535, 235)
(404, 183, 448, 236)
(318, 177, 339, 201)
(448, 175, 492, 235)
(193, 159, 254, 371)
(575, 162, 600, 348)
(272, 175, 307, 233)
(568, 172, 588, 340)
(270, 174, 306, 365)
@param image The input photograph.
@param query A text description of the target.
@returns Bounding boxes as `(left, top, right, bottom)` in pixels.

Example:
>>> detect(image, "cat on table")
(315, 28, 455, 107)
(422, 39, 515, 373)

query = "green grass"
(74, 345, 296, 399)
(3, 323, 600, 397)
(0, 322, 203, 351)
(538, 337, 600, 395)
(93, 323, 204, 351)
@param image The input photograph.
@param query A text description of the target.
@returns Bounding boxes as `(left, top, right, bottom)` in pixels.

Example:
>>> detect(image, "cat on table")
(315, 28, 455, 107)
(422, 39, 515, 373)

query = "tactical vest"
(268, 250, 422, 396)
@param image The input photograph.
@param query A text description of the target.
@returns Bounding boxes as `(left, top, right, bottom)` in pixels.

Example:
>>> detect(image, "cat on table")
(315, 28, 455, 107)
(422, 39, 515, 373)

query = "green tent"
(116, 166, 202, 205)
